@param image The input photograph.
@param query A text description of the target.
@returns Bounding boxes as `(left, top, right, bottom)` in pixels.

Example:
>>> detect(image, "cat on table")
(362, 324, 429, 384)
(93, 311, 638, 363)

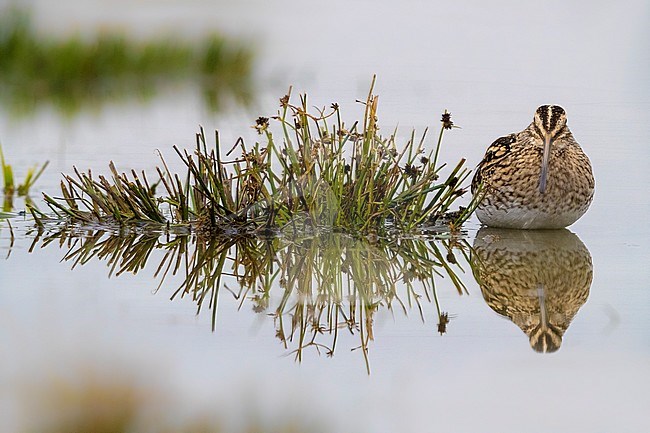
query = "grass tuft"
(43, 163, 164, 224)
(42, 79, 476, 235)
(0, 143, 49, 211)
(0, 7, 253, 115)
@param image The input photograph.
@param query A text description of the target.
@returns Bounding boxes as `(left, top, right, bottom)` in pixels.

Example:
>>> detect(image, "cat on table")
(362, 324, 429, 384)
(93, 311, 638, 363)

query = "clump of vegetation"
(42, 162, 165, 225)
(0, 7, 253, 114)
(41, 79, 478, 235)
(0, 144, 49, 211)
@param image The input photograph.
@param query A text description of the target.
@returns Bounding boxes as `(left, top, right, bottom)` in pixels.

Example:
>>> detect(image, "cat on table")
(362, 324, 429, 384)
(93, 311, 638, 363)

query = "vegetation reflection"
(31, 227, 470, 372)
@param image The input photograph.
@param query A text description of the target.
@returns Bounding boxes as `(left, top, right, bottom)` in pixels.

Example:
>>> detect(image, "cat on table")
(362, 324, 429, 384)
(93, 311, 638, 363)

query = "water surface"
(1, 1, 649, 432)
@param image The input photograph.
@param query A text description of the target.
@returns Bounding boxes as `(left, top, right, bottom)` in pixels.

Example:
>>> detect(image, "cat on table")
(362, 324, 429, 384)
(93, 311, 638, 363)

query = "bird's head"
(528, 323, 563, 353)
(532, 105, 568, 194)
(533, 104, 567, 136)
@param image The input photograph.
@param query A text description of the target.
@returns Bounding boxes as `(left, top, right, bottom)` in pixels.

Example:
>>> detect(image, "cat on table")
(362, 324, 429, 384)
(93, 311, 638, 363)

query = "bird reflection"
(472, 228, 592, 353)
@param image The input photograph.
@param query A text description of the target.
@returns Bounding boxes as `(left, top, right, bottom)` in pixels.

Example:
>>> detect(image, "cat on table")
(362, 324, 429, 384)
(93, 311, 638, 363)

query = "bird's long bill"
(539, 134, 552, 193)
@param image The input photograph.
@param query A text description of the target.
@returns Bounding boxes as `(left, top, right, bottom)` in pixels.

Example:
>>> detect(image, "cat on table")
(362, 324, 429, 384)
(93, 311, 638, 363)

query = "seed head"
(441, 111, 453, 130)
(404, 163, 421, 179)
(253, 116, 270, 134)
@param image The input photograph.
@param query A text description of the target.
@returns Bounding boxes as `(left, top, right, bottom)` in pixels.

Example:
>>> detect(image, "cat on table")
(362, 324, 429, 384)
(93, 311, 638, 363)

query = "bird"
(471, 105, 595, 229)
(472, 228, 592, 353)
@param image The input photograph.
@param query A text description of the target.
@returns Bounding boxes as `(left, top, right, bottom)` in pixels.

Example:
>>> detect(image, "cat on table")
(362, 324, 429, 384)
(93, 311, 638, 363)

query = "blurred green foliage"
(0, 7, 254, 115)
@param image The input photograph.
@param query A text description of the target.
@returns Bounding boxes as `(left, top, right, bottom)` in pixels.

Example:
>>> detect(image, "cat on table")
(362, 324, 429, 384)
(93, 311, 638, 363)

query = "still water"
(1, 1, 649, 432)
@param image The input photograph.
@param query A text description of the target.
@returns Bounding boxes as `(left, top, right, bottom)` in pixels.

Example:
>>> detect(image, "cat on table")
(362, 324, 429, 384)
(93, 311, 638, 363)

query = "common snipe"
(471, 105, 594, 229)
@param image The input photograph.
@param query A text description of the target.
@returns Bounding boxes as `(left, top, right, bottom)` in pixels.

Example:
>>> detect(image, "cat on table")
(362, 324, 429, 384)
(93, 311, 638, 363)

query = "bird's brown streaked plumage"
(472, 228, 592, 353)
(472, 105, 594, 229)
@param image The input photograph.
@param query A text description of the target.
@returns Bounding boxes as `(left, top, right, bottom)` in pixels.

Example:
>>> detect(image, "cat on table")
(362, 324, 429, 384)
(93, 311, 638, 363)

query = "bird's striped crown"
(533, 104, 567, 137)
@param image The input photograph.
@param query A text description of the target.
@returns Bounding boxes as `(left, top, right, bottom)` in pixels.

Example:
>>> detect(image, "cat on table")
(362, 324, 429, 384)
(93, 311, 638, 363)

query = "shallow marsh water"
(1, 1, 650, 432)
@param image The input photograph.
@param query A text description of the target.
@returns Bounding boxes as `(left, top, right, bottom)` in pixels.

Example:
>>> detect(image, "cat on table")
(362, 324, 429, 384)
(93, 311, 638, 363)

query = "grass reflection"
(0, 8, 253, 115)
(31, 227, 470, 372)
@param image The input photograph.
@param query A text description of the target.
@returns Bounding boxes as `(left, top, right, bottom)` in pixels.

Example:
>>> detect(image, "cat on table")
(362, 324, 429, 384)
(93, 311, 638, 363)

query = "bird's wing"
(471, 133, 517, 194)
